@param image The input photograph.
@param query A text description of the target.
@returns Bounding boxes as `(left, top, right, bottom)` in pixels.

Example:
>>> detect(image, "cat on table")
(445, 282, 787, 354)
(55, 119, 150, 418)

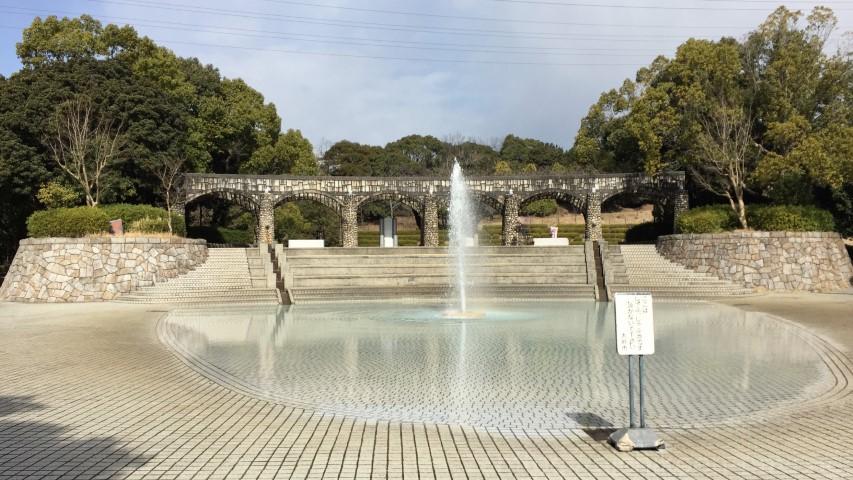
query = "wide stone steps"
(287, 264, 587, 275)
(284, 255, 587, 266)
(119, 289, 280, 304)
(116, 248, 279, 305)
(292, 273, 589, 288)
(280, 245, 594, 303)
(608, 244, 753, 297)
(289, 284, 595, 304)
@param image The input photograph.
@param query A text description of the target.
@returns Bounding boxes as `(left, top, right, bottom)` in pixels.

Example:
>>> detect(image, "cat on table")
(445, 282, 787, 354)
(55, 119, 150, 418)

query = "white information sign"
(614, 292, 655, 356)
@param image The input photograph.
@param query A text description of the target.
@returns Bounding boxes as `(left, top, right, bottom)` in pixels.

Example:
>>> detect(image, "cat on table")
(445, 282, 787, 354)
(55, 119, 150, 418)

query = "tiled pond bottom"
(159, 301, 835, 429)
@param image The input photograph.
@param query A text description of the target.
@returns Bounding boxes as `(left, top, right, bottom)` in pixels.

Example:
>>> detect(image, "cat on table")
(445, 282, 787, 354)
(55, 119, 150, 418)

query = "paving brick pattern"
(0, 300, 852, 479)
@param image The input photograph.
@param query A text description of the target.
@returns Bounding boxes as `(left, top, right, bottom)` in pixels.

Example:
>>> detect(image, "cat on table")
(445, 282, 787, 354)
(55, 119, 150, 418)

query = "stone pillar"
(422, 196, 439, 247)
(341, 197, 359, 248)
(169, 198, 186, 217)
(501, 194, 519, 246)
(584, 192, 603, 241)
(672, 191, 689, 233)
(257, 194, 275, 244)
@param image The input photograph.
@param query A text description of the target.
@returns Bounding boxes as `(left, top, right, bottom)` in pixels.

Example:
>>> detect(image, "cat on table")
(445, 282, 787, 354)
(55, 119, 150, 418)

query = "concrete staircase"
(606, 244, 753, 298)
(117, 248, 280, 305)
(277, 246, 595, 303)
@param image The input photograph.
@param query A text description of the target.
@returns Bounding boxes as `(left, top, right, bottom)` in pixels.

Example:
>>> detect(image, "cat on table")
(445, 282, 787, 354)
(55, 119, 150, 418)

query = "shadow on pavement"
(0, 395, 150, 478)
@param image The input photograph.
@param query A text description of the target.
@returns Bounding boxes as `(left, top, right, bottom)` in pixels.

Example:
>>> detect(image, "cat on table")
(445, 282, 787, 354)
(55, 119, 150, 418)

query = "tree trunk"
(736, 196, 748, 230)
(727, 194, 748, 229)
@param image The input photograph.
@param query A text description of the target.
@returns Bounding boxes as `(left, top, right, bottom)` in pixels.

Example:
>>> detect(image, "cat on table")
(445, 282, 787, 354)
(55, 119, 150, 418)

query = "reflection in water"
(161, 302, 832, 428)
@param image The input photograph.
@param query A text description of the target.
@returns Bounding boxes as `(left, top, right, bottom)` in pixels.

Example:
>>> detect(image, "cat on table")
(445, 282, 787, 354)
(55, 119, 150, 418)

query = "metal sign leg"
(609, 353, 663, 452)
(628, 355, 636, 428)
(638, 355, 645, 428)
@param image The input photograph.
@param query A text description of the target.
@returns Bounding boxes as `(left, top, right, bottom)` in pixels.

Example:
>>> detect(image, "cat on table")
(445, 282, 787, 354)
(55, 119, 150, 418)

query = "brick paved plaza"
(1, 294, 852, 479)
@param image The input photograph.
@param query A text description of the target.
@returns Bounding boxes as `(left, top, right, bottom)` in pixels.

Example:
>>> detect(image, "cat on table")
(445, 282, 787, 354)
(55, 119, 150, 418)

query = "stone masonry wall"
(657, 232, 852, 292)
(0, 237, 208, 302)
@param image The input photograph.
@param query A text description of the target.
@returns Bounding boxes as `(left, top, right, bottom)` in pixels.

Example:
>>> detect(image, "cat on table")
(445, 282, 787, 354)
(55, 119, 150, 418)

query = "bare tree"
(690, 98, 756, 229)
(154, 154, 186, 235)
(46, 96, 124, 206)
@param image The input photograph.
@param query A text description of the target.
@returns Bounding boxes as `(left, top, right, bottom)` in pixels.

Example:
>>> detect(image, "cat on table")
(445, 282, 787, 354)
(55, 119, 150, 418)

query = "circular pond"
(159, 301, 835, 428)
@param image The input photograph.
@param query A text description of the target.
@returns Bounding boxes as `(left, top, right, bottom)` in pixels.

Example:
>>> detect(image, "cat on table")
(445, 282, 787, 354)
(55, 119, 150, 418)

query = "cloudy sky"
(0, 0, 850, 150)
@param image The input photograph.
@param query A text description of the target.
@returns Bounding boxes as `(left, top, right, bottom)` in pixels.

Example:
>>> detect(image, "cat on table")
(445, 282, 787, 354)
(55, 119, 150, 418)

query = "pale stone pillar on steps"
(422, 196, 439, 247)
(584, 191, 603, 242)
(257, 193, 275, 244)
(341, 197, 359, 248)
(502, 193, 519, 246)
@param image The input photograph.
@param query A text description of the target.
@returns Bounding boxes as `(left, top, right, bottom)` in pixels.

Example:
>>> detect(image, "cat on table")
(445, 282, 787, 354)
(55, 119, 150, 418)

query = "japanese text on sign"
(614, 292, 655, 356)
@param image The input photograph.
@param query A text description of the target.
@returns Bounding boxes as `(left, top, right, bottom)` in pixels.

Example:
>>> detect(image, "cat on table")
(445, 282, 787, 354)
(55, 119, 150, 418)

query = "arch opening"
(184, 190, 260, 246)
(357, 193, 423, 247)
(515, 190, 586, 245)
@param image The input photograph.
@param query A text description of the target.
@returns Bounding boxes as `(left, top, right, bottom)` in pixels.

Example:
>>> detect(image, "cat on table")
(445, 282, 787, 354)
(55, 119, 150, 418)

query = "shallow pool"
(159, 301, 834, 428)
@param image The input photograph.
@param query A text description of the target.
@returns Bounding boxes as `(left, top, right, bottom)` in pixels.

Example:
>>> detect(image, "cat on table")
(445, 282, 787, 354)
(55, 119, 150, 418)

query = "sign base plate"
(608, 428, 665, 452)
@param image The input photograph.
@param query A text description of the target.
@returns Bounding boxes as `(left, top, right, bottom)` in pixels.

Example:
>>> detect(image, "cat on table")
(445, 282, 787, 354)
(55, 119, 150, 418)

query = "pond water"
(159, 301, 833, 428)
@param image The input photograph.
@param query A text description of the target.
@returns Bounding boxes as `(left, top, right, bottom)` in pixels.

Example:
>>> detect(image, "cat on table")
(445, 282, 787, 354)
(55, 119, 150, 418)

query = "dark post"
(638, 355, 646, 428)
(628, 355, 636, 428)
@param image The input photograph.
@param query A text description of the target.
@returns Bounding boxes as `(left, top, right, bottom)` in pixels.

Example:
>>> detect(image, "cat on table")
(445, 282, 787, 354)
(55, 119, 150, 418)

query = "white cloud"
(75, 0, 853, 150)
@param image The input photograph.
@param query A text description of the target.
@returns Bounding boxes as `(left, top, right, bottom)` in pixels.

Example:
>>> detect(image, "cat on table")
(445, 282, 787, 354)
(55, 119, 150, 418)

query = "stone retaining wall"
(0, 237, 207, 302)
(657, 232, 852, 292)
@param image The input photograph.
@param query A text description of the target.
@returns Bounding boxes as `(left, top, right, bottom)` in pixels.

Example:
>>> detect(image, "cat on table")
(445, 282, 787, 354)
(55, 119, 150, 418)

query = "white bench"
(288, 239, 325, 249)
(533, 238, 569, 246)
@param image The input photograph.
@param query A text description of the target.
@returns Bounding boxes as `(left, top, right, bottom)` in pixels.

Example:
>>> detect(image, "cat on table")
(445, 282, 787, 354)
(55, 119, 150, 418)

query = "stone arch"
(519, 189, 586, 212)
(186, 188, 261, 213)
(356, 191, 425, 218)
(273, 190, 344, 216)
(467, 191, 505, 214)
(184, 189, 262, 244)
(355, 191, 426, 246)
(599, 177, 686, 238)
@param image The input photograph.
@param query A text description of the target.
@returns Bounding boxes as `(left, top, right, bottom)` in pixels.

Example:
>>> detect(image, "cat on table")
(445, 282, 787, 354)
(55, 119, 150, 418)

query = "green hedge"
(27, 204, 186, 238)
(521, 199, 558, 217)
(676, 205, 739, 234)
(100, 204, 186, 236)
(747, 205, 835, 232)
(27, 207, 110, 237)
(677, 204, 836, 234)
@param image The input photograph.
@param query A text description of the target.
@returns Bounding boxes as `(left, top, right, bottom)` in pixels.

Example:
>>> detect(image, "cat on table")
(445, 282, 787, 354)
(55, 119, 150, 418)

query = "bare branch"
(690, 93, 757, 229)
(45, 96, 124, 207)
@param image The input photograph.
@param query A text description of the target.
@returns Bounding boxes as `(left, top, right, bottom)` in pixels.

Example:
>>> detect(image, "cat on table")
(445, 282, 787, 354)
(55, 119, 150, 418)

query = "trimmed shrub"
(676, 205, 738, 234)
(36, 181, 80, 208)
(521, 199, 558, 217)
(27, 207, 110, 237)
(128, 216, 170, 234)
(100, 204, 186, 236)
(747, 205, 835, 232)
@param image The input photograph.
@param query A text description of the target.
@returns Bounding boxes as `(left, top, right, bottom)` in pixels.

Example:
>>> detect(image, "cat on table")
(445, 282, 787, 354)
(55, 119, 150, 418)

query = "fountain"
(446, 160, 484, 318)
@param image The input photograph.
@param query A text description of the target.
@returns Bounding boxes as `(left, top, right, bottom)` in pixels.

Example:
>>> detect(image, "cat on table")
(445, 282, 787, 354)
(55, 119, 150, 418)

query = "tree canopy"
(571, 6, 852, 233)
(0, 15, 288, 262)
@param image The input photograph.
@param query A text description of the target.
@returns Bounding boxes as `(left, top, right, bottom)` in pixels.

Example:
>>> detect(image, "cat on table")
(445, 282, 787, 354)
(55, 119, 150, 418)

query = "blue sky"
(1, 1, 850, 150)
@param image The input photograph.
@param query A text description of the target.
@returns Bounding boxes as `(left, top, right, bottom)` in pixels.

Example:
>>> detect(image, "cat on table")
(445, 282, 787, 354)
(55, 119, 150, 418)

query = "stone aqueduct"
(181, 172, 689, 247)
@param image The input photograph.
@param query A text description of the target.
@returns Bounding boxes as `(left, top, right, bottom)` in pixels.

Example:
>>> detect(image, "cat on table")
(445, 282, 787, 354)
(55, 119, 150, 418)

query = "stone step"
(284, 256, 587, 266)
(282, 246, 586, 256)
(289, 284, 595, 303)
(291, 273, 590, 288)
(118, 247, 278, 304)
(608, 244, 753, 298)
(287, 264, 588, 275)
